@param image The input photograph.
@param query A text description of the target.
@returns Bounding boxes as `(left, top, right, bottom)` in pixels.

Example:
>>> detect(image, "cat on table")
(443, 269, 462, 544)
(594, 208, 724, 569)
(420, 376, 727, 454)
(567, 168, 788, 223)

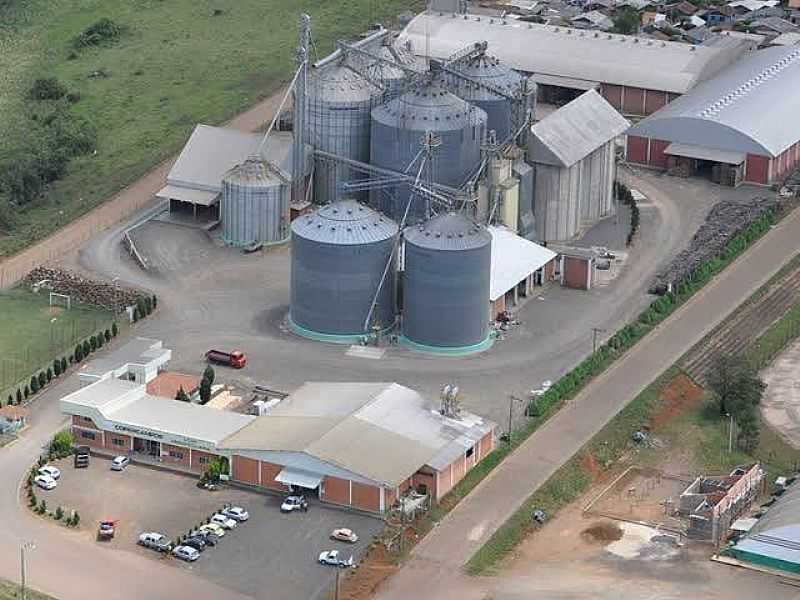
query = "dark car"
(189, 530, 219, 547)
(182, 536, 208, 552)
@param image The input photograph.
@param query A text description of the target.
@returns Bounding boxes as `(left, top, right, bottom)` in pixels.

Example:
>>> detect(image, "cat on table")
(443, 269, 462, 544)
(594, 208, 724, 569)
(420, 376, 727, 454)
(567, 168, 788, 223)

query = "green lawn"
(0, 578, 55, 600)
(0, 289, 113, 398)
(0, 0, 420, 256)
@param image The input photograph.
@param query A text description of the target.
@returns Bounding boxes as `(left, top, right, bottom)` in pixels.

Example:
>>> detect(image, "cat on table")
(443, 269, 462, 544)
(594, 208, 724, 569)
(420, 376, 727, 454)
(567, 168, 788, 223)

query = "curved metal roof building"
(629, 46, 800, 158)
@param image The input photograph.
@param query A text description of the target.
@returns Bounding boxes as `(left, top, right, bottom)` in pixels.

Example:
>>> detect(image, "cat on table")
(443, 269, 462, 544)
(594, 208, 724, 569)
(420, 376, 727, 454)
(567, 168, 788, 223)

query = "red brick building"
(627, 46, 800, 186)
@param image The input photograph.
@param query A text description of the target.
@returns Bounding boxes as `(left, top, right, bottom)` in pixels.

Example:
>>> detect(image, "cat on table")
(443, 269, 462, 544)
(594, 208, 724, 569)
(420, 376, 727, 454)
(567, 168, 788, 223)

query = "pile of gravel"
(650, 196, 778, 295)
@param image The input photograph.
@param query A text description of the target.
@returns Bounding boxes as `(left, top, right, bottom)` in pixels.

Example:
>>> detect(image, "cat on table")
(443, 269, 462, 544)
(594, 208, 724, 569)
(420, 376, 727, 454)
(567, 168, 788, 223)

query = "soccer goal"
(49, 292, 71, 310)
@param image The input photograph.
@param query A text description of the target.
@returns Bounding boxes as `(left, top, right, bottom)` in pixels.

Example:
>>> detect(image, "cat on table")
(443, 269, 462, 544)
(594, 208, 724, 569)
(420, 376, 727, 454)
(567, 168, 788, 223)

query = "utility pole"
(334, 567, 341, 600)
(20, 541, 34, 600)
(591, 328, 606, 355)
(727, 413, 734, 453)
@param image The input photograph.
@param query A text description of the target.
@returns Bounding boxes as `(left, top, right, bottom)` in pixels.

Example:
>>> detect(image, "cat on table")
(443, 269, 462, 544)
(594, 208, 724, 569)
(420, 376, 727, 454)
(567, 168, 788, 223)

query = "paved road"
(375, 208, 800, 600)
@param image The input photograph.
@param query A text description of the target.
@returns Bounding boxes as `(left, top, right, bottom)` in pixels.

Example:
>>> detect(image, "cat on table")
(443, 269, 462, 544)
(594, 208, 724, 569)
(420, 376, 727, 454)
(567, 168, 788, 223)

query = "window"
(198, 456, 209, 465)
(466, 446, 474, 459)
(168, 450, 184, 460)
(81, 431, 96, 440)
(112, 438, 126, 447)
(82, 416, 93, 423)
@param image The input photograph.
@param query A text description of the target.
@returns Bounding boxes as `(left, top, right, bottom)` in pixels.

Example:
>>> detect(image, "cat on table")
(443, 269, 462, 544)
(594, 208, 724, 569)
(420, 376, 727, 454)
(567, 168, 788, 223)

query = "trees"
(74, 343, 83, 362)
(175, 386, 190, 403)
(613, 7, 639, 34)
(16, 389, 23, 404)
(53, 359, 62, 377)
(30, 375, 39, 394)
(707, 353, 765, 452)
(38, 371, 46, 388)
(82, 339, 91, 357)
(199, 366, 215, 405)
(112, 322, 118, 337)
(61, 357, 67, 373)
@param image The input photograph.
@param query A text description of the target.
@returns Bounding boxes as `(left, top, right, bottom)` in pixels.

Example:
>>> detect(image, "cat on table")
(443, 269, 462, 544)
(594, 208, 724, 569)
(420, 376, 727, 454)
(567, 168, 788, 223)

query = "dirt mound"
(582, 522, 623, 543)
(649, 373, 704, 431)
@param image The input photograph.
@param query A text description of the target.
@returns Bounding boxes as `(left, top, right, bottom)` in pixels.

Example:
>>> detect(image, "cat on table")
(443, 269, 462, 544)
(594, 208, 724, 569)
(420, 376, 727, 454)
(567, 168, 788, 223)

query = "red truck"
(205, 349, 247, 369)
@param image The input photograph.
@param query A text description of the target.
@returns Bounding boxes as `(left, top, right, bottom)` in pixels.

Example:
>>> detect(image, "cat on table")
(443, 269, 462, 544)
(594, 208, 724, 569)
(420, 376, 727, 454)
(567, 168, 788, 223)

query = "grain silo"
(402, 212, 491, 351)
(290, 199, 399, 340)
(447, 53, 526, 143)
(220, 157, 289, 247)
(305, 63, 381, 205)
(370, 79, 487, 225)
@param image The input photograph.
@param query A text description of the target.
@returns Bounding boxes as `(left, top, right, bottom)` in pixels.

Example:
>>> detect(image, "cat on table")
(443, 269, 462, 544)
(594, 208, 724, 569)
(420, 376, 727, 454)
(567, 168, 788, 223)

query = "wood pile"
(23, 266, 145, 312)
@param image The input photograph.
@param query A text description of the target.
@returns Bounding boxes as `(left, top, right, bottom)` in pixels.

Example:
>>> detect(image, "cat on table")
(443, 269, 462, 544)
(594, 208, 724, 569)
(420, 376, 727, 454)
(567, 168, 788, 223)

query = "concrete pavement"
(375, 208, 800, 600)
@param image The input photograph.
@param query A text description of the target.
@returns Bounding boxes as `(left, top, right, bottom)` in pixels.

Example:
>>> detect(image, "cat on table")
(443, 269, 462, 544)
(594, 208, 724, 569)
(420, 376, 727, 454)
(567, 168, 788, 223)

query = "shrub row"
(615, 181, 640, 247)
(26, 437, 81, 526)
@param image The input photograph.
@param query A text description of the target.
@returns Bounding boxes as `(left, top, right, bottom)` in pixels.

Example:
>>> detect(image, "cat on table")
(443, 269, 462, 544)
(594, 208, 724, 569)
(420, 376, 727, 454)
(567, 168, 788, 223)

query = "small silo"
(402, 212, 491, 350)
(370, 79, 487, 225)
(305, 63, 381, 205)
(448, 53, 526, 143)
(290, 199, 399, 339)
(221, 157, 290, 247)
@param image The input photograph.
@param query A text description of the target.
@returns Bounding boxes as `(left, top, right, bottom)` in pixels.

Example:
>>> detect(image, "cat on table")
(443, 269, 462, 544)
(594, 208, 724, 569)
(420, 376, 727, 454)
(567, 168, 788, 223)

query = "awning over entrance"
(489, 226, 558, 301)
(530, 73, 600, 91)
(664, 143, 746, 165)
(156, 184, 219, 206)
(275, 468, 323, 489)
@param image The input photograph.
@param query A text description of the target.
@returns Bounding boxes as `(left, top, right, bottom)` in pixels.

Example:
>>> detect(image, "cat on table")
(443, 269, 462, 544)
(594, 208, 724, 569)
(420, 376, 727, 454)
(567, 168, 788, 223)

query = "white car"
(198, 523, 226, 538)
(138, 532, 172, 552)
(222, 506, 249, 522)
(210, 514, 237, 530)
(330, 528, 358, 543)
(172, 545, 200, 562)
(38, 465, 61, 480)
(111, 456, 130, 471)
(34, 474, 57, 490)
(318, 550, 353, 568)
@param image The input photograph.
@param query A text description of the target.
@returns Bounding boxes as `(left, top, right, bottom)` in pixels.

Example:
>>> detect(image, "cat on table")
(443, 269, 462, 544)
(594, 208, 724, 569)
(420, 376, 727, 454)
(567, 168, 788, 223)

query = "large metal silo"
(221, 157, 289, 247)
(290, 199, 399, 340)
(402, 212, 491, 350)
(447, 54, 526, 144)
(370, 80, 487, 225)
(306, 63, 381, 205)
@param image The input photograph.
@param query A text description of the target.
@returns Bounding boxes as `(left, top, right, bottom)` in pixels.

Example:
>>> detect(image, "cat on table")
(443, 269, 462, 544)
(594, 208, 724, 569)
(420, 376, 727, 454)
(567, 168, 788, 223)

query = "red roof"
(146, 372, 200, 400)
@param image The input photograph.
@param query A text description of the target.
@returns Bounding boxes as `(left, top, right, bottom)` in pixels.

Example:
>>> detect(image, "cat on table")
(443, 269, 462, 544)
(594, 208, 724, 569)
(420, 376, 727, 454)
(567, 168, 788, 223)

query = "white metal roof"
(155, 185, 219, 206)
(629, 46, 800, 157)
(397, 11, 755, 94)
(528, 90, 630, 167)
(489, 225, 557, 301)
(79, 338, 169, 381)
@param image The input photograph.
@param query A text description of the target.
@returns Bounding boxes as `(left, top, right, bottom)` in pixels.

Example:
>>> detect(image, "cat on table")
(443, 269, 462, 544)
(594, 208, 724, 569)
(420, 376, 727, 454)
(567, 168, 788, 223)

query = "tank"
(290, 199, 399, 339)
(448, 54, 526, 143)
(370, 43, 424, 101)
(370, 80, 487, 224)
(402, 212, 491, 349)
(221, 158, 289, 247)
(305, 63, 381, 205)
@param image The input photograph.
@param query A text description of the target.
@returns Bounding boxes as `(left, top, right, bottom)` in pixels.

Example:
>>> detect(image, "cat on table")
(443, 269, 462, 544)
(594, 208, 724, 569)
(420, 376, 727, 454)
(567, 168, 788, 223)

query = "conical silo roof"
(291, 199, 398, 245)
(404, 212, 490, 251)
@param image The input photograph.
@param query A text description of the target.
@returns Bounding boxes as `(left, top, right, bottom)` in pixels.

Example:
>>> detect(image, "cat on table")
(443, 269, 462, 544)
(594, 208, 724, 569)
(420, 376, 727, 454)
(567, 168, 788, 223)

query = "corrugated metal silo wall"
(290, 234, 396, 335)
(402, 243, 490, 348)
(222, 181, 289, 246)
(471, 98, 512, 143)
(369, 119, 485, 224)
(578, 142, 616, 225)
(306, 95, 373, 205)
(513, 160, 535, 240)
(533, 163, 582, 242)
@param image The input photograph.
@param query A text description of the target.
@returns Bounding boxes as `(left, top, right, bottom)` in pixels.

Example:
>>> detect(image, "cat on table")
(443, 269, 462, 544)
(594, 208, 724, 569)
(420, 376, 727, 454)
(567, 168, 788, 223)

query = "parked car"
(222, 506, 249, 522)
(210, 514, 237, 530)
(189, 530, 219, 546)
(205, 349, 247, 369)
(74, 445, 90, 469)
(97, 520, 115, 540)
(38, 465, 61, 480)
(34, 474, 57, 490)
(318, 550, 353, 568)
(172, 545, 200, 562)
(111, 456, 130, 471)
(281, 495, 309, 513)
(182, 536, 207, 552)
(330, 528, 358, 543)
(138, 532, 172, 553)
(198, 523, 226, 538)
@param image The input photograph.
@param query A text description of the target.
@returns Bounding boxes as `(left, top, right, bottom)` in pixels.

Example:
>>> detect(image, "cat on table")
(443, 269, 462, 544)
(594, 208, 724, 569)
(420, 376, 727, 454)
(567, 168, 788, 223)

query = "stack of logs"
(23, 266, 145, 313)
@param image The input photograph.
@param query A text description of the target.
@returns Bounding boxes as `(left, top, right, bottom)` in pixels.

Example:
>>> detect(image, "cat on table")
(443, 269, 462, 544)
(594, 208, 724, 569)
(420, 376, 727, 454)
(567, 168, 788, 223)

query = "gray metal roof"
(290, 199, 399, 245)
(220, 382, 496, 487)
(629, 46, 800, 157)
(165, 125, 295, 194)
(397, 11, 755, 94)
(529, 89, 630, 167)
(308, 62, 380, 104)
(79, 338, 168, 380)
(403, 212, 491, 251)
(448, 53, 526, 101)
(222, 156, 288, 187)
(735, 480, 800, 567)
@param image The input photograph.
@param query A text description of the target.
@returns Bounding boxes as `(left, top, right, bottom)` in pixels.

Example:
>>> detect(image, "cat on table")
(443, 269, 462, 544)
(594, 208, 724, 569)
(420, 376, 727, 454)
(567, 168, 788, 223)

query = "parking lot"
(39, 455, 384, 600)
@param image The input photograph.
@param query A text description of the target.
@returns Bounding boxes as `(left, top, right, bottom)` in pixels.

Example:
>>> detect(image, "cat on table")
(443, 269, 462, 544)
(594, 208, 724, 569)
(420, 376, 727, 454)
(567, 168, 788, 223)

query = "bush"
(82, 339, 91, 356)
(38, 371, 46, 388)
(37, 499, 47, 515)
(50, 429, 74, 458)
(16, 389, 22, 404)
(90, 336, 97, 351)
(136, 297, 147, 318)
(53, 359, 61, 377)
(104, 329, 111, 342)
(46, 367, 53, 382)
(71, 18, 124, 51)
(96, 333, 104, 349)
(112, 322, 118, 337)
(29, 77, 67, 101)
(144, 296, 152, 315)
(72, 511, 80, 527)
(74, 344, 83, 362)
(30, 376, 39, 394)
(55, 506, 64, 521)
(24, 385, 29, 399)
(61, 357, 67, 372)
(152, 295, 157, 309)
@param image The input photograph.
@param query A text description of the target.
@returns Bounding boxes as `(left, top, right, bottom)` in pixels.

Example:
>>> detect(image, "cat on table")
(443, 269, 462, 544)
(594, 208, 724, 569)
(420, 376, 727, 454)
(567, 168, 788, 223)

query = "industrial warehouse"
(627, 45, 800, 186)
(60, 341, 497, 514)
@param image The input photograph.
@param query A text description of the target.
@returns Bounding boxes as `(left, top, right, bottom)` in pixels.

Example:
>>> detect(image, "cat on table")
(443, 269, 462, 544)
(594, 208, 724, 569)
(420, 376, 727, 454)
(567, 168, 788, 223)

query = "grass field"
(0, 0, 421, 256)
(0, 578, 55, 600)
(0, 289, 113, 398)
